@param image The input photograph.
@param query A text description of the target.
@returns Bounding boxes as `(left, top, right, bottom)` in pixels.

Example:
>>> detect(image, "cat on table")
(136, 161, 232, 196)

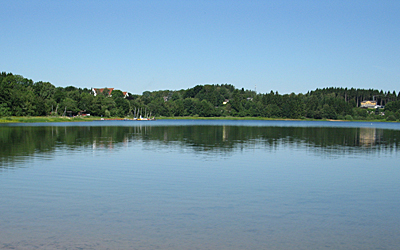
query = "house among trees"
(360, 100, 377, 108)
(91, 88, 129, 98)
(92, 88, 114, 96)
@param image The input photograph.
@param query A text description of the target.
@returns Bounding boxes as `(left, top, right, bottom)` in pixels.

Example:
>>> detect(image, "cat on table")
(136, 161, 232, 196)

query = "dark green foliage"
(345, 115, 353, 120)
(395, 110, 400, 120)
(111, 90, 124, 98)
(386, 115, 397, 121)
(385, 100, 400, 112)
(0, 103, 11, 117)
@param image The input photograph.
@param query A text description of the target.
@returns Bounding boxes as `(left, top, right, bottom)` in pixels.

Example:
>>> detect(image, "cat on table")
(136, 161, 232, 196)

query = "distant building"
(360, 100, 377, 108)
(92, 88, 129, 98)
(92, 88, 114, 97)
(122, 92, 129, 98)
(223, 99, 229, 105)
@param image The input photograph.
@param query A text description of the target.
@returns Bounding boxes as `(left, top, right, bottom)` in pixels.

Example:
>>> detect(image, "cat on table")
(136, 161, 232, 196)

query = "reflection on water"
(359, 128, 380, 146)
(1, 122, 399, 169)
(1, 121, 400, 250)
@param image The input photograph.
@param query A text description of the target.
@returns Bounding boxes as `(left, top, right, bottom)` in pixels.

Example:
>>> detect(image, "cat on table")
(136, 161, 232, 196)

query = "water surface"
(1, 120, 399, 249)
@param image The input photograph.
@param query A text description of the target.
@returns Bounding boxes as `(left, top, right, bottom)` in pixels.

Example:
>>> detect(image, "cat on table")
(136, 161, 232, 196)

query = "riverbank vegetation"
(1, 72, 400, 122)
(0, 116, 98, 123)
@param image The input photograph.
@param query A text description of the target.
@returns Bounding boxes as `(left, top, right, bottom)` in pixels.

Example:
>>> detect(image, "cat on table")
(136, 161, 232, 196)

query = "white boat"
(137, 115, 155, 121)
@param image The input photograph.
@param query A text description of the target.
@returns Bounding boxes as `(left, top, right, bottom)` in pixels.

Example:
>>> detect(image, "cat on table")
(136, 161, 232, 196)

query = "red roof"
(94, 88, 114, 96)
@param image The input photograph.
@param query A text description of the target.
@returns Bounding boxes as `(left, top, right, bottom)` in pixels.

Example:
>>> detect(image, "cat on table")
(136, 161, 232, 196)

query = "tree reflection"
(1, 125, 399, 169)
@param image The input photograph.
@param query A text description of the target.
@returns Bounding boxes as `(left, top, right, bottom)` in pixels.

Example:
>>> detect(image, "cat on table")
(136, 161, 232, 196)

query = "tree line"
(1, 72, 400, 121)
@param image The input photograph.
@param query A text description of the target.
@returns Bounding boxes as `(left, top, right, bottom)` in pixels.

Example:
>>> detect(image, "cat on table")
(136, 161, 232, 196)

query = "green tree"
(183, 98, 198, 116)
(198, 100, 214, 117)
(115, 98, 130, 116)
(33, 81, 56, 100)
(385, 100, 400, 112)
(0, 103, 11, 117)
(61, 97, 78, 115)
(321, 104, 337, 119)
(111, 89, 124, 99)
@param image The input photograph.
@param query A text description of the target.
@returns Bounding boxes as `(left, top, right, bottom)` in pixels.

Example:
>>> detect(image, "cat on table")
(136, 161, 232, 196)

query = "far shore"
(0, 116, 397, 124)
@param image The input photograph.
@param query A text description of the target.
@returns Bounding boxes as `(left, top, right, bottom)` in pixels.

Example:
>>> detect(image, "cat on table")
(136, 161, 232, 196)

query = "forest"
(1, 72, 400, 121)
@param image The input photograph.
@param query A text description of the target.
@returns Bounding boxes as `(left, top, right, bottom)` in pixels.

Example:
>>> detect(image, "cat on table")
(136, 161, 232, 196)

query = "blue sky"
(1, 0, 399, 95)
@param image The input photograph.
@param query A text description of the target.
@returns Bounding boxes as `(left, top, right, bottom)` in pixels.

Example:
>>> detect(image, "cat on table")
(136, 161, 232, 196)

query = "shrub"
(395, 110, 400, 120)
(345, 115, 353, 120)
(386, 115, 397, 121)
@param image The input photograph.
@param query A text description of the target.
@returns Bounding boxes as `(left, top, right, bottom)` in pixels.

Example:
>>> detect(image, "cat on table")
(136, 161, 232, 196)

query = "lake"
(1, 120, 399, 249)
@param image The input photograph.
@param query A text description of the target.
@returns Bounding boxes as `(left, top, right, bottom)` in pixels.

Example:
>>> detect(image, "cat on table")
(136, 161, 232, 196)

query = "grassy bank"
(0, 116, 100, 123)
(157, 116, 280, 120)
(156, 116, 395, 122)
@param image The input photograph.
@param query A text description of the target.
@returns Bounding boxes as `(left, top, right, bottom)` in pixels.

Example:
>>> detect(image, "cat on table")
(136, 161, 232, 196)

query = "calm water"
(1, 120, 400, 249)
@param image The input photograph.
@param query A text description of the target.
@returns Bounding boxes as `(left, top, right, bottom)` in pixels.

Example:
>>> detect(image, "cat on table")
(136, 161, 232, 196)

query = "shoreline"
(0, 116, 397, 124)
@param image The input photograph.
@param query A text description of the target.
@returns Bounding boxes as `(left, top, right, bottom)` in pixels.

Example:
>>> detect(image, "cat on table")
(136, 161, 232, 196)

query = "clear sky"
(1, 0, 399, 95)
